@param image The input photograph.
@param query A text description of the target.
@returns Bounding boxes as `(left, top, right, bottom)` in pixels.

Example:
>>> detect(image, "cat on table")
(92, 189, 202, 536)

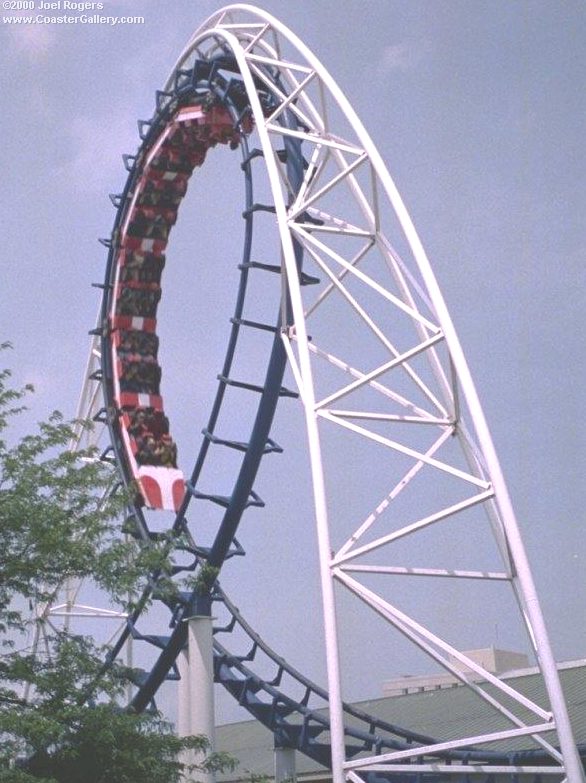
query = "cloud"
(378, 38, 433, 75)
(7, 22, 57, 63)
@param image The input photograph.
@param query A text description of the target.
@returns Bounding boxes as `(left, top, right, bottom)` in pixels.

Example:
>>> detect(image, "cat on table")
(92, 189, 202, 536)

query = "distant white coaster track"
(61, 5, 584, 782)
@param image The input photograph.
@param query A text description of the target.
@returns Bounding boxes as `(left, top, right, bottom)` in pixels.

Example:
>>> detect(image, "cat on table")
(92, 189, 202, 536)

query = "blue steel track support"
(207, 120, 305, 569)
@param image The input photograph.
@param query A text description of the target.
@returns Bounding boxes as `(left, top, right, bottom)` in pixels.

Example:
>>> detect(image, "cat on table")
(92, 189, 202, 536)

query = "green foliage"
(0, 705, 237, 782)
(0, 353, 236, 782)
(8, 707, 233, 783)
(0, 376, 130, 630)
(191, 564, 220, 597)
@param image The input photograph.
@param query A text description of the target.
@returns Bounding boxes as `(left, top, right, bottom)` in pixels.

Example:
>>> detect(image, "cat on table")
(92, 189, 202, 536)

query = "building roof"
(215, 660, 586, 781)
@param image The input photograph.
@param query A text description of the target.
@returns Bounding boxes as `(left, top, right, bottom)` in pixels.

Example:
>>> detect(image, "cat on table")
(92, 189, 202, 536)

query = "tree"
(0, 351, 235, 782)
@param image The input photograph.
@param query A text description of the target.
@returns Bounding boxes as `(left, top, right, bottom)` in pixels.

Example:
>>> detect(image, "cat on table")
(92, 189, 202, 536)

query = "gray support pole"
(177, 606, 216, 783)
(274, 745, 296, 783)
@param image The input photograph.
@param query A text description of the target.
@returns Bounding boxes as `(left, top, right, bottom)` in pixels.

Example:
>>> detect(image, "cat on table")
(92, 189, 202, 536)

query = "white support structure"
(166, 6, 584, 782)
(177, 615, 216, 783)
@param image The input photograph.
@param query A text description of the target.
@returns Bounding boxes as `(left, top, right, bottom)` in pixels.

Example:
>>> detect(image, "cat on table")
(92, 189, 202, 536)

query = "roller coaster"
(47, 5, 586, 782)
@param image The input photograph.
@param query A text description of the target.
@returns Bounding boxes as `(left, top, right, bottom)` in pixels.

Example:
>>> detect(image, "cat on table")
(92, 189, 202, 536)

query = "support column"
(177, 599, 215, 783)
(274, 745, 296, 783)
(176, 648, 191, 739)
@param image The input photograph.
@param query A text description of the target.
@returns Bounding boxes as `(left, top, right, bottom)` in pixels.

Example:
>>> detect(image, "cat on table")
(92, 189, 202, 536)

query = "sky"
(1, 0, 585, 728)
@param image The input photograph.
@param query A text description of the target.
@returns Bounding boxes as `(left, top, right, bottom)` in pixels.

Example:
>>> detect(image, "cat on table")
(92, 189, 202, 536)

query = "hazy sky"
(1, 1, 585, 725)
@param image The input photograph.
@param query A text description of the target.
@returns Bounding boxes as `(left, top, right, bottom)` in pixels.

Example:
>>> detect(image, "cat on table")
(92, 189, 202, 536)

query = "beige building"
(382, 646, 530, 696)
